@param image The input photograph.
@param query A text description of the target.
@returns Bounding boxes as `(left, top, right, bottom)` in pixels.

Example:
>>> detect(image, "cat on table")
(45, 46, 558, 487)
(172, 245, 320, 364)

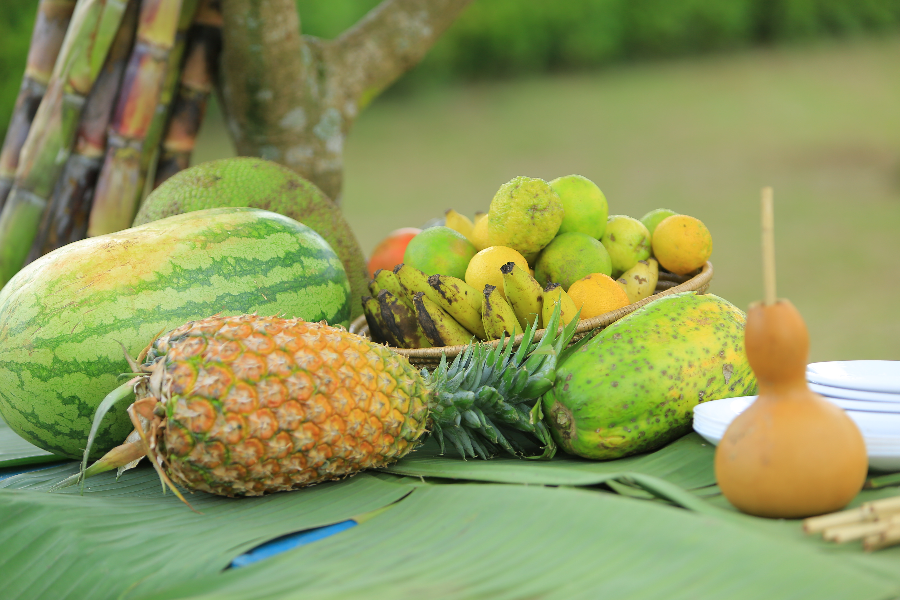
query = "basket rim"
(351, 261, 714, 360)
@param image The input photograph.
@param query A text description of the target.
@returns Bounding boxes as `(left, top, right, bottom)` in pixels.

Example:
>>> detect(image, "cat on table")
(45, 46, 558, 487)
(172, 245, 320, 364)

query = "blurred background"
(2, 0, 899, 360)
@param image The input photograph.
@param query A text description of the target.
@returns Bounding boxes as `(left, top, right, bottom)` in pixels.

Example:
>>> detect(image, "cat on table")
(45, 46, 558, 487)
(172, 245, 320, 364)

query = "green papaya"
(543, 291, 757, 460)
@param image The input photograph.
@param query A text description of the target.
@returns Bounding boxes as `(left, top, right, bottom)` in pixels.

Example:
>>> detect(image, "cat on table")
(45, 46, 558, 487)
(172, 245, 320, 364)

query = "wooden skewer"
(803, 495, 900, 533)
(823, 515, 900, 543)
(760, 187, 776, 306)
(864, 525, 900, 552)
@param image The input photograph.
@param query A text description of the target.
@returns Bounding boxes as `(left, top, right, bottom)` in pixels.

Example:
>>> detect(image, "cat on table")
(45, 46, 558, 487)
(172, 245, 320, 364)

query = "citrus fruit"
(471, 213, 490, 251)
(639, 208, 678, 236)
(651, 214, 713, 275)
(601, 215, 652, 278)
(568, 273, 631, 319)
(534, 232, 612, 290)
(403, 226, 478, 280)
(368, 227, 421, 277)
(487, 176, 564, 255)
(550, 174, 609, 239)
(465, 246, 529, 299)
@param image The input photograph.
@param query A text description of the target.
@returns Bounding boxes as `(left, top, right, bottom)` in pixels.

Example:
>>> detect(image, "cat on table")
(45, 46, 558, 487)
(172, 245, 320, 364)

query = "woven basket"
(350, 261, 714, 368)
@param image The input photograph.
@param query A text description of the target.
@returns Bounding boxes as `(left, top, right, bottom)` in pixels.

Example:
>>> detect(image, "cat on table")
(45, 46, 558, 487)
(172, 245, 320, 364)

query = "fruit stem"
(761, 186, 776, 305)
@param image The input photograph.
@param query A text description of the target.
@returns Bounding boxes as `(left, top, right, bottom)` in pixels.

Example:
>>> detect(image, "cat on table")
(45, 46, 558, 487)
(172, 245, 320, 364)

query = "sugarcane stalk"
(0, 0, 130, 287)
(152, 0, 221, 189)
(87, 0, 191, 237)
(26, 0, 140, 263)
(0, 0, 78, 212)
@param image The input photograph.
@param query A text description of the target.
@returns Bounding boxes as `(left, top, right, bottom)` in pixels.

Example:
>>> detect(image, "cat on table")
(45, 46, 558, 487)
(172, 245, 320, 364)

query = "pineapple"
(72, 308, 576, 498)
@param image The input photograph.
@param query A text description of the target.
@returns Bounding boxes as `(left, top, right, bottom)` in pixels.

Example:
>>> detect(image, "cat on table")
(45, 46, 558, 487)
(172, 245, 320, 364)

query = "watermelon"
(0, 207, 351, 460)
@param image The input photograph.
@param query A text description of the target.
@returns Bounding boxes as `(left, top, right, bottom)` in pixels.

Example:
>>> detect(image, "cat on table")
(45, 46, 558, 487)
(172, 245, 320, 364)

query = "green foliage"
(2, 0, 900, 142)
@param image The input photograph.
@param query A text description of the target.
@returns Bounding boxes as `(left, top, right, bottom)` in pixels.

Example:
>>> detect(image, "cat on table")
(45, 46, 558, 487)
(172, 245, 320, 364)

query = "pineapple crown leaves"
(423, 304, 579, 461)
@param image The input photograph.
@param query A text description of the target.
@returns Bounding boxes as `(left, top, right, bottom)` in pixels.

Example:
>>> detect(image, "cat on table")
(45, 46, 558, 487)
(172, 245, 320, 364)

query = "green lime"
(403, 226, 477, 279)
(487, 176, 564, 256)
(601, 215, 652, 278)
(550, 174, 609, 239)
(534, 232, 612, 290)
(639, 208, 678, 236)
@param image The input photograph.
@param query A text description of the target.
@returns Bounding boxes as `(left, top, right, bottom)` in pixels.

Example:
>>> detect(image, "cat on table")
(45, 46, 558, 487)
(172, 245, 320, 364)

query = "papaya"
(543, 291, 757, 460)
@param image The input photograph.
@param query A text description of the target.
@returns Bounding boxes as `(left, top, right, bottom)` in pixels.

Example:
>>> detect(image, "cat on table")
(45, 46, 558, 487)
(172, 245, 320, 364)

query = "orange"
(567, 273, 631, 319)
(651, 215, 713, 275)
(465, 246, 529, 299)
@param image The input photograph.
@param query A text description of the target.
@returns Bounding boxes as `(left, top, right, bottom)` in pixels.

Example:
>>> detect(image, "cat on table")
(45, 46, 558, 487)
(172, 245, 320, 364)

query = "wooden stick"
(760, 186, 776, 305)
(864, 525, 900, 552)
(804, 495, 900, 533)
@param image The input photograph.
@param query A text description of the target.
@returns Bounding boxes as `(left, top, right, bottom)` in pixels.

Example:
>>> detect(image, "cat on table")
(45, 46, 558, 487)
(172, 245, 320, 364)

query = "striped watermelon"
(0, 207, 351, 460)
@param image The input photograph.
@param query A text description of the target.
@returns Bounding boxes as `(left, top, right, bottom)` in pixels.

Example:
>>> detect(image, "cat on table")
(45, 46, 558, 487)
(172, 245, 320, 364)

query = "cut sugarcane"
(27, 0, 140, 263)
(0, 0, 130, 286)
(87, 0, 193, 236)
(153, 0, 222, 188)
(0, 0, 78, 211)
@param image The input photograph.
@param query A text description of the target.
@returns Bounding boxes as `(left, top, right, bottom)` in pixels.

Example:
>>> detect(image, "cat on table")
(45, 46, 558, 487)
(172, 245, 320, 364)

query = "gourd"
(714, 188, 868, 518)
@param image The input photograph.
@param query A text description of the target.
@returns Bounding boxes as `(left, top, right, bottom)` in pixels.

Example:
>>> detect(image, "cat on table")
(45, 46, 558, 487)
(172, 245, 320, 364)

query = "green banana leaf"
(0, 466, 416, 600)
(0, 415, 58, 469)
(383, 432, 717, 489)
(123, 484, 899, 600)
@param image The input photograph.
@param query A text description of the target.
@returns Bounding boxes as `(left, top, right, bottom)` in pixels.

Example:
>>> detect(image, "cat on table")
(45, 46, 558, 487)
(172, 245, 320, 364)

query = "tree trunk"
(218, 0, 473, 204)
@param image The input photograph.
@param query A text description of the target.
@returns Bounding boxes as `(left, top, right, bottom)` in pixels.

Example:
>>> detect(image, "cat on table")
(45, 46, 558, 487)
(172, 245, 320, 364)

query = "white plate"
(821, 395, 900, 414)
(868, 453, 900, 472)
(808, 382, 900, 403)
(806, 361, 900, 394)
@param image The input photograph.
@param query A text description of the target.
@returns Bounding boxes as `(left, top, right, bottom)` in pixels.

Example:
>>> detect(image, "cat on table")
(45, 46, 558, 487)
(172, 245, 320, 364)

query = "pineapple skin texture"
(151, 315, 430, 496)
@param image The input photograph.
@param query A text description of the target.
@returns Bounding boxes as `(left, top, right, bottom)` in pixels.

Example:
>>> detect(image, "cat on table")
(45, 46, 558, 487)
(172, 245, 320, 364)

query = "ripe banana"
(427, 274, 487, 340)
(501, 261, 543, 330)
(362, 295, 399, 347)
(394, 263, 442, 307)
(617, 258, 659, 303)
(542, 283, 579, 328)
(482, 284, 524, 340)
(374, 268, 414, 311)
(445, 209, 475, 245)
(412, 291, 475, 347)
(377, 289, 432, 349)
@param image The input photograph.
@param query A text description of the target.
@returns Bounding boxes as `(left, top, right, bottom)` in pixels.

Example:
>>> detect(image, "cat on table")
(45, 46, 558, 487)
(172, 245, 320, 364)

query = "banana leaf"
(122, 484, 899, 600)
(0, 466, 416, 600)
(0, 415, 57, 469)
(383, 432, 716, 490)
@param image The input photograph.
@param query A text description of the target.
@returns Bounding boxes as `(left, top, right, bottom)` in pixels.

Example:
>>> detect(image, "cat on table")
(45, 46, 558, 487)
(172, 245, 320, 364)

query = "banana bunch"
(362, 261, 580, 349)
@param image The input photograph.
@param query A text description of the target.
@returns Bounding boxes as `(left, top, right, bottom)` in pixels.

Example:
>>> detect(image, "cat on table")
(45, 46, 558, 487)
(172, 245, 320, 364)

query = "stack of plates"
(693, 360, 900, 471)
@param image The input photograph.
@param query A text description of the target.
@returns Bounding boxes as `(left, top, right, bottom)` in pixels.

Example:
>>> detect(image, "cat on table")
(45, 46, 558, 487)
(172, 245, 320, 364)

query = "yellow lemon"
(567, 273, 631, 319)
(651, 215, 713, 275)
(465, 246, 529, 299)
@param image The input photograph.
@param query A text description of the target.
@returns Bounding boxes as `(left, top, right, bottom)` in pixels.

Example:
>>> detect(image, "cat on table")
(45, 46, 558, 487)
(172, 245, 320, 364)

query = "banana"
(444, 209, 475, 245)
(482, 284, 524, 340)
(616, 258, 659, 303)
(377, 289, 432, 349)
(501, 261, 543, 330)
(427, 274, 487, 340)
(363, 295, 399, 347)
(412, 291, 475, 347)
(542, 283, 579, 328)
(471, 214, 490, 251)
(393, 263, 442, 307)
(368, 276, 382, 298)
(374, 268, 414, 311)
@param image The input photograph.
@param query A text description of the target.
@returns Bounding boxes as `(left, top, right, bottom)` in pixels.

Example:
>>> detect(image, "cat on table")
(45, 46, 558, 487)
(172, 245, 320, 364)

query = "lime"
(550, 174, 609, 239)
(601, 215, 651, 278)
(487, 176, 563, 256)
(403, 226, 477, 279)
(534, 232, 612, 290)
(639, 208, 678, 236)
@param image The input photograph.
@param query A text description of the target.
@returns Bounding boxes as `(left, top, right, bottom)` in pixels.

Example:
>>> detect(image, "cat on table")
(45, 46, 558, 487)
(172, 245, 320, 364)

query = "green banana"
(377, 289, 432, 349)
(374, 268, 415, 311)
(368, 277, 382, 298)
(394, 263, 442, 307)
(542, 283, 579, 328)
(361, 295, 393, 345)
(482, 284, 524, 340)
(616, 258, 659, 303)
(500, 261, 543, 330)
(412, 291, 475, 347)
(362, 294, 399, 347)
(428, 274, 488, 340)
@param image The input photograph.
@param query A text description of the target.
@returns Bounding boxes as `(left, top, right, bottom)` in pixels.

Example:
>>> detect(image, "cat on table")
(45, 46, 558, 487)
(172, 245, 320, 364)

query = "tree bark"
(219, 0, 472, 204)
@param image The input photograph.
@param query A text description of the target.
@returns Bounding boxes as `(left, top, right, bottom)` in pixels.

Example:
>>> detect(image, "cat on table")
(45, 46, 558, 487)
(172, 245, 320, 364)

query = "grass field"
(193, 37, 900, 362)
